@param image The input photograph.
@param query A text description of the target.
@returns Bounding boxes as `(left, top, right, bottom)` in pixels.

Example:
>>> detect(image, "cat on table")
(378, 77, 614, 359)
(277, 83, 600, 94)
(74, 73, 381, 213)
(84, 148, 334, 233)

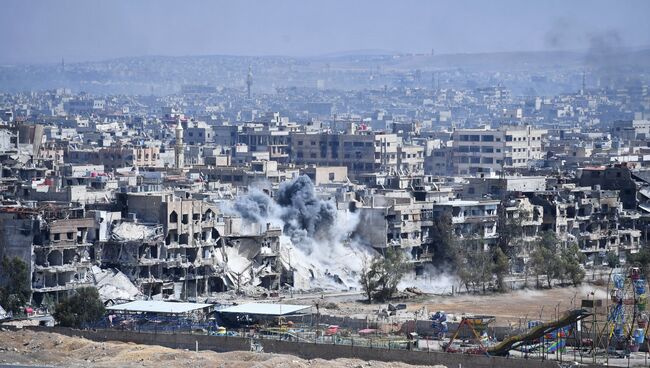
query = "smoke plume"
(276, 175, 337, 242)
(228, 175, 374, 288)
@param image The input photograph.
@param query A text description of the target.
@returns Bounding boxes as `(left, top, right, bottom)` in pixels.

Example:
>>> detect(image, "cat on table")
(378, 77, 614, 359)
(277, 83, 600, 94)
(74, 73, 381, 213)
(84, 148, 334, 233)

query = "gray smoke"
(585, 29, 626, 88)
(228, 175, 372, 289)
(233, 188, 273, 223)
(543, 17, 573, 50)
(232, 175, 338, 243)
(276, 175, 337, 241)
(585, 30, 624, 66)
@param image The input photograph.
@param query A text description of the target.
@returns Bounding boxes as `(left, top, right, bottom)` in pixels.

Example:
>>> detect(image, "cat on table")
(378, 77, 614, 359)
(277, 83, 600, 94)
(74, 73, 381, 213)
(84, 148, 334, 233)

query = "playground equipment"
(487, 309, 591, 356)
(441, 309, 591, 356)
(442, 316, 495, 355)
(596, 267, 649, 354)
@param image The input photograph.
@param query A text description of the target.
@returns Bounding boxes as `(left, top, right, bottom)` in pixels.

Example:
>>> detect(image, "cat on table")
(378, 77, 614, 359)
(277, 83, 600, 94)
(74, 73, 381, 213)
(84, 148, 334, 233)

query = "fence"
(25, 325, 587, 368)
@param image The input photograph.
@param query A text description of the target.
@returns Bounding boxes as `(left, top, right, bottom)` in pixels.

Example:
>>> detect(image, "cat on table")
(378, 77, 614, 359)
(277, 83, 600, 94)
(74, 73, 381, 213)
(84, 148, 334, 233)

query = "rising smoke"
(227, 175, 373, 288)
(275, 175, 337, 243)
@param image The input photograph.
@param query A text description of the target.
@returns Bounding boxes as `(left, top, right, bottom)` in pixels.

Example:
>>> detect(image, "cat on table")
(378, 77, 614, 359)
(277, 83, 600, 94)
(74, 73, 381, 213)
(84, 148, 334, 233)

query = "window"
(182, 214, 189, 224)
(298, 140, 303, 146)
(505, 135, 512, 142)
(481, 135, 494, 142)
(328, 173, 335, 181)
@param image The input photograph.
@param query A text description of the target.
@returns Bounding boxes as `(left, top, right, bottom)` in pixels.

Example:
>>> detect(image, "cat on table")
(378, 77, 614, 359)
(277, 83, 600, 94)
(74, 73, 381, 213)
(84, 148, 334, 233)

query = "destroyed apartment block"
(0, 202, 96, 306)
(93, 192, 289, 300)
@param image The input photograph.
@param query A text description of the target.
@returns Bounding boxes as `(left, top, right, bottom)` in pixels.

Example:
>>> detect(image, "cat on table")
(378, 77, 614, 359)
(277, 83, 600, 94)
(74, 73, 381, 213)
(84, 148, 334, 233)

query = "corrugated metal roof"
(106, 301, 212, 314)
(218, 303, 311, 316)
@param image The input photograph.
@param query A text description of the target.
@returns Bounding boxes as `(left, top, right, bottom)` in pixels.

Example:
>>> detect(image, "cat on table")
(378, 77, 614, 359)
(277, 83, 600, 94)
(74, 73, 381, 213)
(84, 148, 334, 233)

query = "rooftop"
(217, 303, 311, 316)
(106, 300, 212, 314)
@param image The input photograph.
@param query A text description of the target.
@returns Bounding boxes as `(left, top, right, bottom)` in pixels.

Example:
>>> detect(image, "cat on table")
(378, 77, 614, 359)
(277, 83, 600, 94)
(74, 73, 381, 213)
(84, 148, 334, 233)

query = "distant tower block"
(175, 122, 185, 169)
(246, 65, 253, 99)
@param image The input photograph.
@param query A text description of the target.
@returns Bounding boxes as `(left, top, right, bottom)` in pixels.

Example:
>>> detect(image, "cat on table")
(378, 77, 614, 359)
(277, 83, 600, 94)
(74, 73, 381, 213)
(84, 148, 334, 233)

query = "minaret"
(175, 122, 185, 169)
(246, 65, 253, 99)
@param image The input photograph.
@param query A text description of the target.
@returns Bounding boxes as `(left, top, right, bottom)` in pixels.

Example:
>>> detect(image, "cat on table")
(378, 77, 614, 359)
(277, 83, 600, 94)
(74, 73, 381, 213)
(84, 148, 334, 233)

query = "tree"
(359, 257, 378, 303)
(529, 231, 563, 288)
(561, 243, 585, 286)
(0, 256, 31, 314)
(456, 237, 494, 293)
(493, 247, 510, 292)
(606, 251, 620, 269)
(53, 287, 105, 328)
(358, 248, 409, 302)
(430, 213, 460, 268)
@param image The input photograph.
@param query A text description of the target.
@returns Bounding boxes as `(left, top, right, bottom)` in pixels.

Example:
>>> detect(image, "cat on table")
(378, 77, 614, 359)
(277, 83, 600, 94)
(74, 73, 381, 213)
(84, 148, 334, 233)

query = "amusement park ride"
(432, 267, 650, 359)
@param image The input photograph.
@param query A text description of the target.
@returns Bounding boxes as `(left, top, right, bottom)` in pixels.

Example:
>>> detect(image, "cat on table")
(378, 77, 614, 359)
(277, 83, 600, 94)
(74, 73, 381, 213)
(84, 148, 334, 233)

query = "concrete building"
(451, 125, 546, 176)
(290, 132, 413, 177)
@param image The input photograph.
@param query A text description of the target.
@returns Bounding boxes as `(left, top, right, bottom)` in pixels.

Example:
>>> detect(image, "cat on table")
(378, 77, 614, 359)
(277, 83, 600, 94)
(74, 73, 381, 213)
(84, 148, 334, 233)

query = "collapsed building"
(0, 202, 95, 305)
(94, 191, 289, 300)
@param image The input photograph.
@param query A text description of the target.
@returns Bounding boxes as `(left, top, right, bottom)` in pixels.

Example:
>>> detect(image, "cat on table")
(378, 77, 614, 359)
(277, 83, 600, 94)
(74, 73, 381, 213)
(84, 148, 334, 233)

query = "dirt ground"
(0, 329, 446, 368)
(287, 284, 608, 327)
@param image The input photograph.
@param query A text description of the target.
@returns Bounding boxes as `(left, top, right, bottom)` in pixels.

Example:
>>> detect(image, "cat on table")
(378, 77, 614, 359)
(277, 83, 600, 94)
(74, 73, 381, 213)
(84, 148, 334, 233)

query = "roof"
(106, 300, 212, 314)
(218, 303, 311, 316)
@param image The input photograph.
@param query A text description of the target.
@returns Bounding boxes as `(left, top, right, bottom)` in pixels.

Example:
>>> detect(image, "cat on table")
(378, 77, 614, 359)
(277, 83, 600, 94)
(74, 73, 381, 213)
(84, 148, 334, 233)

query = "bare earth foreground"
(0, 329, 446, 368)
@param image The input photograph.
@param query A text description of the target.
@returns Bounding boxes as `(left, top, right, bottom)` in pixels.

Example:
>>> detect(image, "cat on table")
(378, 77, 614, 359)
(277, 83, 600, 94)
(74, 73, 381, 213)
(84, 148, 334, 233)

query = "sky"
(1, 0, 649, 64)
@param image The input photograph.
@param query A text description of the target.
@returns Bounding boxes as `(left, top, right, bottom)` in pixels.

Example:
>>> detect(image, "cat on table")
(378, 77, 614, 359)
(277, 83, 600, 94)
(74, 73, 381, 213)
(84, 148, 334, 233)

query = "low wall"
(21, 326, 609, 368)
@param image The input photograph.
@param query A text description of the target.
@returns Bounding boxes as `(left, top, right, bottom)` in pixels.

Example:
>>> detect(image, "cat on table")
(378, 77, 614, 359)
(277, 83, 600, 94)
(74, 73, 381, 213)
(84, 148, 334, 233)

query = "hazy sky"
(1, 0, 649, 64)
